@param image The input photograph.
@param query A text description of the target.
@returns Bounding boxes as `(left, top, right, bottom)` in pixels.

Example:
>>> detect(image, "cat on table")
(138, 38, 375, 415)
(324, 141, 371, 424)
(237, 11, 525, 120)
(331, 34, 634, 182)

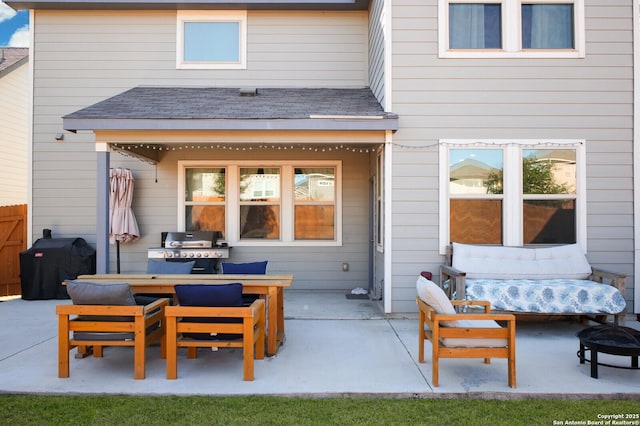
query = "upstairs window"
(177, 11, 247, 69)
(440, 0, 584, 58)
(448, 4, 502, 49)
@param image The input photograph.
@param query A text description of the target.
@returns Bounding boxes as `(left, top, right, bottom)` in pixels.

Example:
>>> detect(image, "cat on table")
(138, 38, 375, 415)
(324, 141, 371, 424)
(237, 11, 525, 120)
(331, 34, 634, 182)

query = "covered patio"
(61, 86, 397, 313)
(1, 291, 638, 397)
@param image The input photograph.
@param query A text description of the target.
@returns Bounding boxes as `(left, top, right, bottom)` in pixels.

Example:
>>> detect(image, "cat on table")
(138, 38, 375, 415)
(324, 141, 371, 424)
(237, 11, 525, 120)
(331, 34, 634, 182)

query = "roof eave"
(6, 0, 370, 11)
(63, 117, 399, 132)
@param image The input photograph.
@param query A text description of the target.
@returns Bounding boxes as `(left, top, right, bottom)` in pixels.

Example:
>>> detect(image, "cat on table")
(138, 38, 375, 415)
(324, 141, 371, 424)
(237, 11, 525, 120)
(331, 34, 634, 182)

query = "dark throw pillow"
(221, 261, 268, 274)
(174, 283, 244, 340)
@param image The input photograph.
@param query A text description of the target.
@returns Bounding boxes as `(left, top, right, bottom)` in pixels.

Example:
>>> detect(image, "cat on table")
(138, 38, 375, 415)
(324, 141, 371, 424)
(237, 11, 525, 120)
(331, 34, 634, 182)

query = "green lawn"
(2, 395, 638, 426)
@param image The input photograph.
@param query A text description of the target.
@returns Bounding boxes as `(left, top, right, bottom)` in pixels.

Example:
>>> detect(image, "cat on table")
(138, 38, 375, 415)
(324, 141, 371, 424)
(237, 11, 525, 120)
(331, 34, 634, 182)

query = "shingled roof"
(63, 87, 398, 132)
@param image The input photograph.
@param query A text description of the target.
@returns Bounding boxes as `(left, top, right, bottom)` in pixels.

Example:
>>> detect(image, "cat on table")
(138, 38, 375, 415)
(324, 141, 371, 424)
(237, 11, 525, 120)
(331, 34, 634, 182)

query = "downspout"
(634, 0, 639, 314)
(27, 9, 34, 247)
(383, 0, 393, 314)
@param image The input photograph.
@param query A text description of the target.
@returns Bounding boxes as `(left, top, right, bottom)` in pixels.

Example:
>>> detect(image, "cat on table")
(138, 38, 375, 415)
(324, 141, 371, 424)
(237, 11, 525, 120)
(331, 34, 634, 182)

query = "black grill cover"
(20, 238, 96, 300)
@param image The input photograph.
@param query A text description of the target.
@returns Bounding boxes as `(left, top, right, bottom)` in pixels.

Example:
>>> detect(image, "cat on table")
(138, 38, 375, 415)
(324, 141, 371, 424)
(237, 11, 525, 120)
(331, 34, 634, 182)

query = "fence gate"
(0, 204, 27, 297)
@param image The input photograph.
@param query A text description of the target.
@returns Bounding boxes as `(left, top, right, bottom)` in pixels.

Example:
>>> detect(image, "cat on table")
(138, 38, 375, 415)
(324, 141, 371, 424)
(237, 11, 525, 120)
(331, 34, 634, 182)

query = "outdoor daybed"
(440, 243, 627, 324)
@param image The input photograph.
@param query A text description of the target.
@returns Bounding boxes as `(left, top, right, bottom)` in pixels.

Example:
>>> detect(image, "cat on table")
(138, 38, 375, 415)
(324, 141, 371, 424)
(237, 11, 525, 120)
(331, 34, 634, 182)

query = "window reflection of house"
(295, 173, 335, 200)
(528, 150, 576, 193)
(294, 170, 336, 240)
(449, 158, 499, 195)
(240, 169, 281, 239)
(243, 174, 281, 200)
(187, 169, 226, 234)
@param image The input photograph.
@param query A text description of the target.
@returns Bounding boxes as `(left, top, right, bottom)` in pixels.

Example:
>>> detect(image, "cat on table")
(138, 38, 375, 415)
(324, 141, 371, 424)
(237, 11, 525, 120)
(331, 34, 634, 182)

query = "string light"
(111, 143, 375, 154)
(112, 140, 579, 161)
(391, 140, 584, 150)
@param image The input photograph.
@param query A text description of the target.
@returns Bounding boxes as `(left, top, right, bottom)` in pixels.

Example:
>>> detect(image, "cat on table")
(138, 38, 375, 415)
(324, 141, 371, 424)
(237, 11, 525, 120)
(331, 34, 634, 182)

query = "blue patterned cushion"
(465, 279, 626, 314)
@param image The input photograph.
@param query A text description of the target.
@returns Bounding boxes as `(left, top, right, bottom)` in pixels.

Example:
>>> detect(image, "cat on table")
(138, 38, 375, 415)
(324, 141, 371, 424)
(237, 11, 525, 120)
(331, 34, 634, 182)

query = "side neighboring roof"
(6, 0, 370, 11)
(0, 48, 29, 78)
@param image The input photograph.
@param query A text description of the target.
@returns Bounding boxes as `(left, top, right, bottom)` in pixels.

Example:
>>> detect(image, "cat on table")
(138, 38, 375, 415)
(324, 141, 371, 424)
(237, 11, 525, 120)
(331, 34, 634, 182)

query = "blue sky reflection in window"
(184, 22, 240, 63)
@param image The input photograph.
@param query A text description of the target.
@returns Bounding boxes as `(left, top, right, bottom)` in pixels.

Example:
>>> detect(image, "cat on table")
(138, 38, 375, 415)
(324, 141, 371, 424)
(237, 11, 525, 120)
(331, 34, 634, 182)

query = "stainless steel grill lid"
(164, 231, 217, 248)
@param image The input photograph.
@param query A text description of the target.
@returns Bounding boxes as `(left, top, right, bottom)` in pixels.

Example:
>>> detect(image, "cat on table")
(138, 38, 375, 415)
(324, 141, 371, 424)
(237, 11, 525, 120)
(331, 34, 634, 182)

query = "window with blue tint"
(522, 4, 574, 49)
(184, 21, 240, 63)
(449, 3, 501, 49)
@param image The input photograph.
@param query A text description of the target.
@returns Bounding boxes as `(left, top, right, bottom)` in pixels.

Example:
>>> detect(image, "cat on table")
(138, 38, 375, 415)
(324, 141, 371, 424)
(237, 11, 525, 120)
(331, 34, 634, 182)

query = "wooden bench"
(74, 274, 293, 355)
(165, 298, 265, 381)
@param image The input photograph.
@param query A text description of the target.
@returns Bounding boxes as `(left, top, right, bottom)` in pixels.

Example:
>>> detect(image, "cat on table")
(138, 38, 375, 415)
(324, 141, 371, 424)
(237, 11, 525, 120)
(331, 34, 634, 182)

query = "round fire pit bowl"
(577, 324, 640, 379)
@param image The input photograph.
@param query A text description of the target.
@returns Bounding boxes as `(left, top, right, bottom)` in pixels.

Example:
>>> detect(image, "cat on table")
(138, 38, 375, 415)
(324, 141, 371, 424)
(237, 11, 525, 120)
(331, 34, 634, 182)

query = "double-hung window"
(180, 161, 341, 246)
(439, 140, 585, 252)
(177, 11, 247, 69)
(439, 0, 585, 58)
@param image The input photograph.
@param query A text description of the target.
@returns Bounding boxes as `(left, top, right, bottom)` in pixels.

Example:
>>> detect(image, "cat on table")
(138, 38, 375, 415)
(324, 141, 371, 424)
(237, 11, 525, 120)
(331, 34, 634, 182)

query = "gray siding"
(368, 0, 385, 107)
(389, 0, 635, 312)
(0, 62, 29, 207)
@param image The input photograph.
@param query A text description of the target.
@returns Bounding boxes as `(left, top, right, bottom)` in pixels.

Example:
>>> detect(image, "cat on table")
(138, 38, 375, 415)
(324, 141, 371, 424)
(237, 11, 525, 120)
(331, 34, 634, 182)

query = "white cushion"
(440, 319, 508, 348)
(416, 275, 458, 327)
(452, 242, 592, 280)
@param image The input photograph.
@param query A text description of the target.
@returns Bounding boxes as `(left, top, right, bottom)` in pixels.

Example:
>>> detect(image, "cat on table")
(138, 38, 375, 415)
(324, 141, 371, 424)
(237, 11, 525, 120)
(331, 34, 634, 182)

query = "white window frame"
(438, 139, 586, 254)
(176, 11, 247, 70)
(438, 0, 585, 59)
(179, 160, 342, 247)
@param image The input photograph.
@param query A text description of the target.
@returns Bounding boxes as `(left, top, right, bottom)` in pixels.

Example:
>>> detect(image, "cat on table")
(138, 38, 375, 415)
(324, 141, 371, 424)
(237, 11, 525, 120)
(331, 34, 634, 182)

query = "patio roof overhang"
(64, 86, 396, 164)
(63, 87, 398, 133)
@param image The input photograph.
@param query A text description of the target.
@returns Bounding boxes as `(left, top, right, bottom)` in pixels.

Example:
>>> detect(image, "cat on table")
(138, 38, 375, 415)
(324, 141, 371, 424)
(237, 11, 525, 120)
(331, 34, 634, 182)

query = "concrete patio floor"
(0, 290, 638, 399)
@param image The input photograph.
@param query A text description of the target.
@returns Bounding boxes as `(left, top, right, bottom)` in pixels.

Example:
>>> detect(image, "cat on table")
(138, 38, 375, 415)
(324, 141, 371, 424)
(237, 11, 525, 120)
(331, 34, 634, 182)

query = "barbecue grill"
(147, 231, 230, 273)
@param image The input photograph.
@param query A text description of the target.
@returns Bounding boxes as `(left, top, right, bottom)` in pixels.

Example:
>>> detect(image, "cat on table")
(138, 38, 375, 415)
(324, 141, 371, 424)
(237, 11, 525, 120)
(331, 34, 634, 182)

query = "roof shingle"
(63, 86, 398, 132)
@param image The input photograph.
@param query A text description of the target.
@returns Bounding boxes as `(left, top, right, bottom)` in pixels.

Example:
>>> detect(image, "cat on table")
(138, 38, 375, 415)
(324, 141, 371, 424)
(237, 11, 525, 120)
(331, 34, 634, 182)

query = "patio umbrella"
(109, 168, 140, 273)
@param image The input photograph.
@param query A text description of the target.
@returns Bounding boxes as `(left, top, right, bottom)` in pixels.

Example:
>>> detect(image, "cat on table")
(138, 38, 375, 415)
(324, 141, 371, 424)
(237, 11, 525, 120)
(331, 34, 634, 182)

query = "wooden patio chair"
(58, 281, 168, 379)
(165, 283, 265, 381)
(416, 274, 517, 388)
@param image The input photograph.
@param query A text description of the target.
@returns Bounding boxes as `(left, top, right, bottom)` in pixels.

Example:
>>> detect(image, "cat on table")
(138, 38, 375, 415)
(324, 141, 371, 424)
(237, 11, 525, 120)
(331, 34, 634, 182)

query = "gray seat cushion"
(66, 281, 146, 341)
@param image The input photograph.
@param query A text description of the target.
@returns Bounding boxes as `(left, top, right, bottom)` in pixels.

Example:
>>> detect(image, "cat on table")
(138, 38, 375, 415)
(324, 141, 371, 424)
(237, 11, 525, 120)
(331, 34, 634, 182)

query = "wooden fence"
(0, 204, 27, 297)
